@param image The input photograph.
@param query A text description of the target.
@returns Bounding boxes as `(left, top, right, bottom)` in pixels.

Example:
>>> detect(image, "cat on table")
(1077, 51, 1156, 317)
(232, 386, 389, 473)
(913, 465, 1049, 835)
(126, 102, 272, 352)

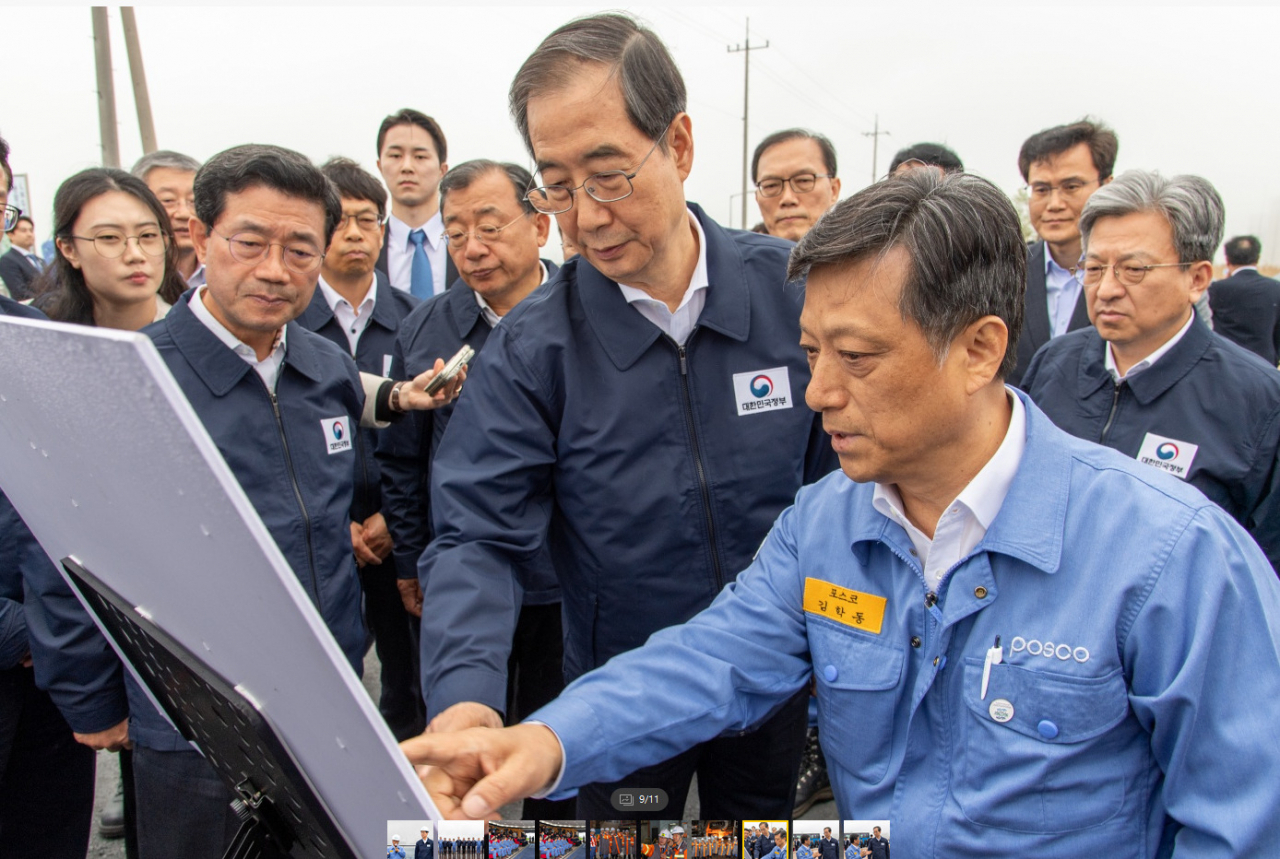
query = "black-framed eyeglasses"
(334, 213, 384, 233)
(1026, 179, 1099, 200)
(214, 230, 323, 273)
(3, 204, 20, 233)
(442, 211, 529, 248)
(755, 172, 833, 198)
(1080, 261, 1192, 287)
(69, 230, 168, 259)
(525, 125, 671, 216)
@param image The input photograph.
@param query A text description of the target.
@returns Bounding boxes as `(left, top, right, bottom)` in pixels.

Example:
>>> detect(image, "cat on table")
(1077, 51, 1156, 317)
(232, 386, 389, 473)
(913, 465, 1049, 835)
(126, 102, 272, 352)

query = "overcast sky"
(5, 5, 1280, 262)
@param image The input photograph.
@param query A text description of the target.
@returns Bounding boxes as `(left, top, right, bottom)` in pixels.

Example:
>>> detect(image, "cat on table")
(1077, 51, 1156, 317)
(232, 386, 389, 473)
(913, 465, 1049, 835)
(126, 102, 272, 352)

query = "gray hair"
(439, 159, 536, 216)
(509, 13, 686, 156)
(130, 149, 201, 182)
(788, 170, 1026, 379)
(1079, 170, 1224, 264)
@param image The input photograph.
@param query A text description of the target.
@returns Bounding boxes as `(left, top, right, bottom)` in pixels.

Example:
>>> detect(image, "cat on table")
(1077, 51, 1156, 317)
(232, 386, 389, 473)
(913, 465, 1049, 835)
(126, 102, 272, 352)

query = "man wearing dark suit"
(373, 108, 458, 298)
(865, 829, 887, 859)
(0, 214, 43, 300)
(416, 829, 434, 859)
(1209, 235, 1280, 365)
(1008, 119, 1118, 387)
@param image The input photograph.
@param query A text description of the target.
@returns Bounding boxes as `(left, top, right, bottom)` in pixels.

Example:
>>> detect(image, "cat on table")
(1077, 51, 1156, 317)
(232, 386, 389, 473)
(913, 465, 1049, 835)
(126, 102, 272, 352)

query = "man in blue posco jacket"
(404, 170, 1280, 858)
(412, 14, 837, 817)
(296, 157, 425, 740)
(375, 161, 566, 782)
(1022, 170, 1280, 571)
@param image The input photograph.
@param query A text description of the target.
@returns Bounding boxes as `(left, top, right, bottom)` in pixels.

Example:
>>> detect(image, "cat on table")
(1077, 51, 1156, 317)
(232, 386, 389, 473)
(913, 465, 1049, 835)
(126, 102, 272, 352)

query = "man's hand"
(400, 723, 562, 819)
(397, 579, 423, 617)
(428, 701, 503, 733)
(362, 512, 394, 561)
(351, 521, 381, 567)
(398, 358, 468, 411)
(74, 717, 131, 752)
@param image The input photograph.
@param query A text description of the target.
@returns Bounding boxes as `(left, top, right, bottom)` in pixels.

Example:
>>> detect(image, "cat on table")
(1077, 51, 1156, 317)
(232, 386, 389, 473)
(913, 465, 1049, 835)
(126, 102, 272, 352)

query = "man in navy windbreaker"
(1022, 170, 1280, 571)
(414, 14, 837, 817)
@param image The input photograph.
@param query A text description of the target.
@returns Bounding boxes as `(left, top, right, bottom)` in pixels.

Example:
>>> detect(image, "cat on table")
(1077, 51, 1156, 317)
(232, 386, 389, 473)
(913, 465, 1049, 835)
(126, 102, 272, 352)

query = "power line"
(727, 18, 769, 230)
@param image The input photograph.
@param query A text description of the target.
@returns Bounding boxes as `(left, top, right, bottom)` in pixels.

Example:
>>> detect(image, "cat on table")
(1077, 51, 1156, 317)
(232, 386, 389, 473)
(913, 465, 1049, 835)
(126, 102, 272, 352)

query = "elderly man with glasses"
(1022, 170, 1280, 572)
(751, 128, 841, 242)
(406, 13, 837, 817)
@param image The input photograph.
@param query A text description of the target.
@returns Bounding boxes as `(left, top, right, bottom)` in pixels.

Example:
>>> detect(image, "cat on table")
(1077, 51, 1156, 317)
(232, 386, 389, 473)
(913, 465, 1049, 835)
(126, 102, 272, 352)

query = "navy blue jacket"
(1022, 318, 1280, 570)
(415, 839, 434, 859)
(377, 261, 560, 607)
(295, 271, 420, 525)
(1208, 268, 1280, 365)
(417, 203, 837, 718)
(123, 294, 367, 749)
(0, 297, 129, 732)
(817, 837, 838, 859)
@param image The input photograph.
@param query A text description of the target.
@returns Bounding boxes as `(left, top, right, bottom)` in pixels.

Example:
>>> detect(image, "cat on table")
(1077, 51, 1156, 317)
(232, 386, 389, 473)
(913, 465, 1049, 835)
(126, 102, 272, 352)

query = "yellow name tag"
(803, 578, 887, 634)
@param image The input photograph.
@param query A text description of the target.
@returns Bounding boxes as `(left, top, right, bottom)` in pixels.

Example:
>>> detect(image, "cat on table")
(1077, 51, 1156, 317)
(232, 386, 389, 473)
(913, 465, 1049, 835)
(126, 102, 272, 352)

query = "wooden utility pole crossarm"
(728, 18, 768, 230)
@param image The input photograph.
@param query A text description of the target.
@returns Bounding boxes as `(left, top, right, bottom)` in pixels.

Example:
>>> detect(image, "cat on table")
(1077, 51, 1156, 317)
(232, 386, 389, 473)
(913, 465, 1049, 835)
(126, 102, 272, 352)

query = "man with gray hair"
(131, 149, 203, 287)
(404, 168, 1280, 857)
(1022, 170, 1280, 570)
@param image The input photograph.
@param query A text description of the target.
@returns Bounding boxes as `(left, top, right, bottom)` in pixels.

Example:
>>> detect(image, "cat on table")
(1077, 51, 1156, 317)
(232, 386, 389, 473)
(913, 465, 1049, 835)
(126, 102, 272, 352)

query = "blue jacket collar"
(166, 290, 325, 396)
(447, 258, 560, 340)
(849, 388, 1070, 575)
(1076, 317, 1213, 405)
(298, 270, 402, 335)
(577, 203, 751, 371)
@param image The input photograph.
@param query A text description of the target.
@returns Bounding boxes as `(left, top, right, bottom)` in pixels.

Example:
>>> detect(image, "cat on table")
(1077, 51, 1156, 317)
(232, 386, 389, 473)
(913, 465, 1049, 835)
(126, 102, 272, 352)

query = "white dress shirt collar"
(475, 261, 548, 328)
(387, 211, 448, 296)
(1104, 311, 1195, 382)
(317, 275, 376, 355)
(187, 287, 287, 391)
(872, 389, 1027, 589)
(617, 209, 709, 345)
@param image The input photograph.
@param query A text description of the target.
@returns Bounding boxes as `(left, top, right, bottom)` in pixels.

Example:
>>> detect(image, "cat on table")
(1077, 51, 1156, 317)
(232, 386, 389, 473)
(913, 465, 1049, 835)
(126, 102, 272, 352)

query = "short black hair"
(439, 159, 536, 216)
(0, 132, 11, 191)
(752, 128, 837, 183)
(194, 144, 341, 246)
(6, 213, 33, 234)
(1225, 235, 1262, 266)
(1018, 118, 1118, 183)
(320, 157, 387, 220)
(376, 109, 447, 163)
(890, 142, 964, 175)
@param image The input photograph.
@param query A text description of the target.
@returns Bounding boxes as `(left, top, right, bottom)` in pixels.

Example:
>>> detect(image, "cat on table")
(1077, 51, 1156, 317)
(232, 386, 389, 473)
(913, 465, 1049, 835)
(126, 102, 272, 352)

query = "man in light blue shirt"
(403, 170, 1280, 857)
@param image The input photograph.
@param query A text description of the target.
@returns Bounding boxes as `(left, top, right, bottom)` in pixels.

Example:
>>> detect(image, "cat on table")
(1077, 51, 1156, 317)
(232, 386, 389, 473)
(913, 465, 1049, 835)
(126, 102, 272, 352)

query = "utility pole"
(862, 114, 891, 182)
(121, 7, 157, 154)
(91, 7, 120, 168)
(727, 18, 768, 229)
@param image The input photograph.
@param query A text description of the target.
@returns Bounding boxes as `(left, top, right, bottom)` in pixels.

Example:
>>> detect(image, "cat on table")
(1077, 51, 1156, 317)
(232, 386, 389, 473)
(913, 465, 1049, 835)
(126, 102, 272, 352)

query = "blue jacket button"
(823, 665, 838, 683)
(1037, 719, 1059, 739)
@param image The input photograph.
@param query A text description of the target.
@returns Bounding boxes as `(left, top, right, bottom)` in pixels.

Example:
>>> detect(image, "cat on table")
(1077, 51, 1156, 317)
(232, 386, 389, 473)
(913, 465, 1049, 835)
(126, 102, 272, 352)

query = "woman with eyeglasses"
(32, 167, 186, 329)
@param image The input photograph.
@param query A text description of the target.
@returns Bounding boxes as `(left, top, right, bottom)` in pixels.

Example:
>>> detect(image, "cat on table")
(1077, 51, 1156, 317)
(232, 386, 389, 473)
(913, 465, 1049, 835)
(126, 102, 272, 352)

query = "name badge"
(732, 366, 793, 416)
(383, 354, 394, 376)
(1136, 432, 1198, 479)
(320, 416, 353, 455)
(803, 577, 887, 634)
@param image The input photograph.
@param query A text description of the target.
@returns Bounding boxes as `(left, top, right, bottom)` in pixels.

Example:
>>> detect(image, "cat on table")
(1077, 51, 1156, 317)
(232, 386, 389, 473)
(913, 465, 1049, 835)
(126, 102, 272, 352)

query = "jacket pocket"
(954, 656, 1130, 832)
(809, 619, 904, 784)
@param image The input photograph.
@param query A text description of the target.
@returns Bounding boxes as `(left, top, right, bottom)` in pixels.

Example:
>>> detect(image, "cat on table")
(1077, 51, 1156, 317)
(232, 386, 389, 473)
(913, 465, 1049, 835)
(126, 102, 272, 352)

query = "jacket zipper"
(264, 382, 322, 610)
(1100, 381, 1125, 444)
(675, 338, 724, 590)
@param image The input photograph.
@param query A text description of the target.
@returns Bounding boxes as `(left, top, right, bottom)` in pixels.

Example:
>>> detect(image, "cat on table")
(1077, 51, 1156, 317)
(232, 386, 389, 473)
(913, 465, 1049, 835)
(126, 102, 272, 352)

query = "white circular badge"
(989, 698, 1015, 723)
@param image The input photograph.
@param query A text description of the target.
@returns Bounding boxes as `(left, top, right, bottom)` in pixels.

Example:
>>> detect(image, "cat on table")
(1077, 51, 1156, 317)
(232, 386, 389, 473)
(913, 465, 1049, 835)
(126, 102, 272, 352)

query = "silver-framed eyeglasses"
(755, 172, 833, 197)
(525, 126, 671, 216)
(70, 229, 168, 259)
(214, 230, 323, 273)
(1080, 261, 1192, 287)
(442, 211, 529, 248)
(3, 204, 21, 232)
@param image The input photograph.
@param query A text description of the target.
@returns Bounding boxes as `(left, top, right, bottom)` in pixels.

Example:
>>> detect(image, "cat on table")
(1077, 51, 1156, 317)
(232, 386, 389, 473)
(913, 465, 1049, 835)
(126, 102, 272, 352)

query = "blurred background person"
(131, 150, 204, 288)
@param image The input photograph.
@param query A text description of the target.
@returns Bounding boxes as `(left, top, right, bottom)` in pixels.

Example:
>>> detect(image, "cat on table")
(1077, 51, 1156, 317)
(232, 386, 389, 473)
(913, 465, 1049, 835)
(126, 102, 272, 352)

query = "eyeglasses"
(1080, 261, 1192, 287)
(69, 230, 168, 259)
(334, 213, 384, 232)
(755, 172, 834, 197)
(525, 126, 671, 216)
(1026, 179, 1100, 200)
(442, 212, 529, 248)
(3, 205, 20, 232)
(214, 230, 323, 273)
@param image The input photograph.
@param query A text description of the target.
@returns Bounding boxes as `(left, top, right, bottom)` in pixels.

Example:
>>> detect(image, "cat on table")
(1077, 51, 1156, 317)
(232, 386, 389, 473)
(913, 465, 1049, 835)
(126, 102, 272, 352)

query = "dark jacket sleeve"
(0, 596, 26, 669)
(376, 333, 435, 580)
(1239, 402, 1280, 573)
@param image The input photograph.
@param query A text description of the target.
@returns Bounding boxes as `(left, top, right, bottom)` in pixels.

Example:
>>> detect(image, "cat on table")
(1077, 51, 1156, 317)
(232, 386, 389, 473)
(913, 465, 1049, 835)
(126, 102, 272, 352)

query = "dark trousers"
(133, 745, 239, 859)
(575, 686, 808, 818)
(0, 666, 96, 858)
(507, 602, 576, 819)
(361, 558, 425, 740)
